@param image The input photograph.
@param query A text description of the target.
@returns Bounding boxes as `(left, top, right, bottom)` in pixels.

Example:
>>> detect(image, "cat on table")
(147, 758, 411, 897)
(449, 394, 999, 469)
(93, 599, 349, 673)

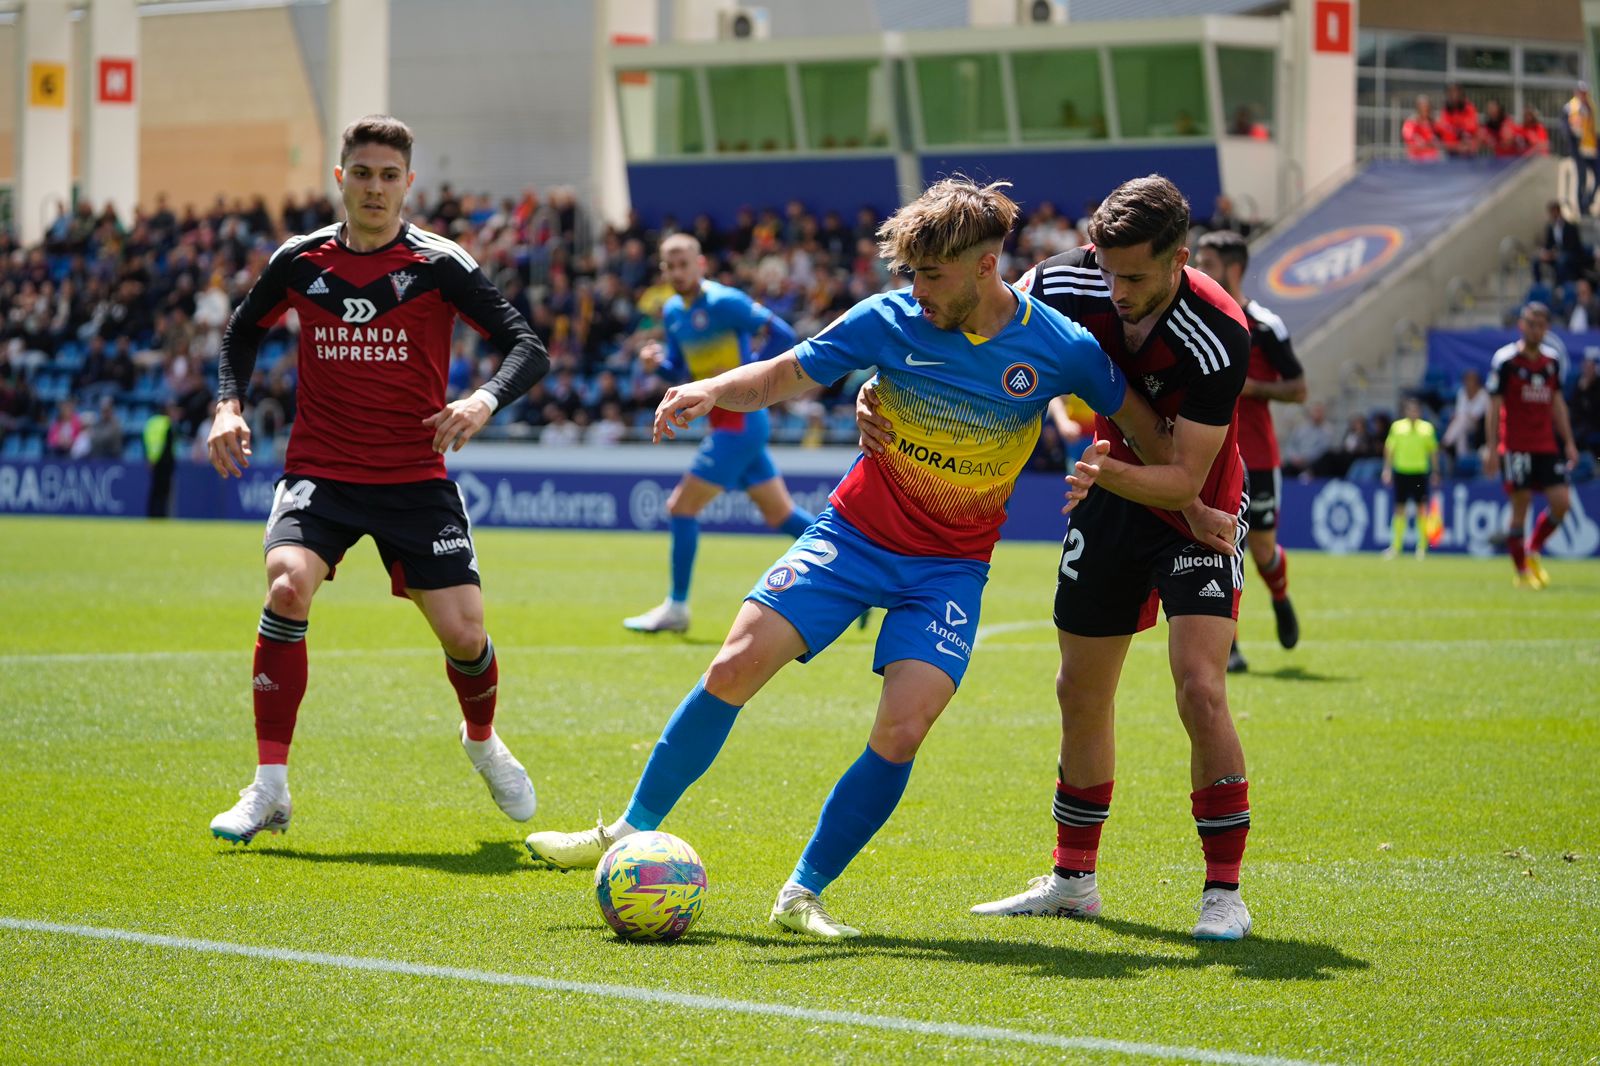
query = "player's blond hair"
(876, 176, 1018, 272)
(659, 233, 702, 258)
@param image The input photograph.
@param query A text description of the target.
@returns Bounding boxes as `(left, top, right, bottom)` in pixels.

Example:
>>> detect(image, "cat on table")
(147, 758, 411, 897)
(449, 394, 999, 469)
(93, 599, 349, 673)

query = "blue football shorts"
(689, 410, 780, 491)
(745, 507, 989, 687)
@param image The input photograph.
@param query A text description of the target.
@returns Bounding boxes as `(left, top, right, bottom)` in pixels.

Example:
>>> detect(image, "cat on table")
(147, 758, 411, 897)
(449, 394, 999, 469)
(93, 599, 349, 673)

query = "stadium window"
(1217, 47, 1276, 140)
(1454, 44, 1512, 75)
(706, 64, 795, 153)
(1381, 34, 1447, 73)
(798, 60, 891, 150)
(616, 68, 705, 159)
(1110, 44, 1209, 138)
(1011, 50, 1107, 142)
(913, 53, 1009, 146)
(1523, 47, 1581, 79)
(1357, 30, 1380, 69)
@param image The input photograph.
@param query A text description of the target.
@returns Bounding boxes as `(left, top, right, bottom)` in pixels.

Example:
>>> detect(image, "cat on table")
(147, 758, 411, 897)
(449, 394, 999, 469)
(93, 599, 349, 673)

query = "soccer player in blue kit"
(622, 233, 816, 634)
(526, 178, 1216, 937)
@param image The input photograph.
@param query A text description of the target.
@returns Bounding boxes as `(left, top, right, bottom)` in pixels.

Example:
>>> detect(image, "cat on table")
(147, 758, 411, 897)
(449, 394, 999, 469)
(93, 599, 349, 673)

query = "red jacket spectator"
(1521, 109, 1551, 155)
(1479, 101, 1525, 157)
(1440, 85, 1479, 152)
(1403, 96, 1445, 161)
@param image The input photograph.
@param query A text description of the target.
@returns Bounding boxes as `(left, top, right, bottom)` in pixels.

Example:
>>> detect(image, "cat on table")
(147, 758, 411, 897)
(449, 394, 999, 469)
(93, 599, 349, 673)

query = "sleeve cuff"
(470, 388, 499, 415)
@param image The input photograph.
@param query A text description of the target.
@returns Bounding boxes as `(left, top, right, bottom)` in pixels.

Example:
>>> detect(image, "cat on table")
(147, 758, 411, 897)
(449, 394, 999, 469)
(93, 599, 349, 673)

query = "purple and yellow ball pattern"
(594, 831, 707, 941)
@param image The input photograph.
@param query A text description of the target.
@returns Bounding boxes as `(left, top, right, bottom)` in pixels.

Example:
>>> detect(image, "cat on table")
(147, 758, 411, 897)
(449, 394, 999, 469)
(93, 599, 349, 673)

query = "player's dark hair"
(1087, 175, 1190, 259)
(1197, 228, 1249, 272)
(340, 114, 413, 168)
(877, 175, 1019, 272)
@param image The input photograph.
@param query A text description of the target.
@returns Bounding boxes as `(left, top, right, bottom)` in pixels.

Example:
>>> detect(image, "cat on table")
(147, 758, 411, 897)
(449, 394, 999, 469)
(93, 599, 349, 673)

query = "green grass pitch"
(1, 515, 1596, 1064)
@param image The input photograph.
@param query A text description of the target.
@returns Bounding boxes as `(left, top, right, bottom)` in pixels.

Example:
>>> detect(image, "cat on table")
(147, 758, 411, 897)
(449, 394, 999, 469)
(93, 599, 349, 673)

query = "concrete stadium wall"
(138, 9, 324, 212)
(1361, 0, 1583, 43)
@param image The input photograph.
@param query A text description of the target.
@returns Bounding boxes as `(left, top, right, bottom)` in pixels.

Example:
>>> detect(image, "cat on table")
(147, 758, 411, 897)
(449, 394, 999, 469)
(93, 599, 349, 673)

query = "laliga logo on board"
(1266, 225, 1405, 299)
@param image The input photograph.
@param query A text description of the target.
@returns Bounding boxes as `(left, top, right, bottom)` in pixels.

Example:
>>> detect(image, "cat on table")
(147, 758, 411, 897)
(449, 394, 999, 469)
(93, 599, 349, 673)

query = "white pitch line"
(0, 645, 698, 666)
(0, 917, 1336, 1066)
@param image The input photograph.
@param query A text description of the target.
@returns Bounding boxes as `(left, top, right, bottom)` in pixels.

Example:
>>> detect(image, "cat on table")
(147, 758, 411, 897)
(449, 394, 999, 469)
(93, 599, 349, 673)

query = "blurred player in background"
(861, 176, 1255, 941)
(1193, 230, 1306, 673)
(1382, 396, 1441, 558)
(1486, 302, 1580, 587)
(527, 177, 1192, 938)
(206, 115, 548, 843)
(622, 233, 813, 634)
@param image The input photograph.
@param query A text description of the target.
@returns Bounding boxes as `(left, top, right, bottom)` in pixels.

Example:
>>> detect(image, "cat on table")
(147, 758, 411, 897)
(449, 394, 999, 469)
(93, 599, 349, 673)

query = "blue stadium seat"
(122, 437, 146, 462)
(0, 435, 22, 459)
(1345, 457, 1384, 482)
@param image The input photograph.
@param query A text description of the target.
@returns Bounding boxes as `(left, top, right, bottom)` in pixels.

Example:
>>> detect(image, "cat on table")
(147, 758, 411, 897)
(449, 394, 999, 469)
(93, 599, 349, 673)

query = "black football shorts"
(1054, 486, 1247, 637)
(263, 474, 480, 597)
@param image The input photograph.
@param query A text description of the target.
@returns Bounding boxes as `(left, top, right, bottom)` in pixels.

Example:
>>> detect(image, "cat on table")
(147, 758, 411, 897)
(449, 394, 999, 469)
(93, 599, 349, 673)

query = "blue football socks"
(780, 508, 816, 539)
(668, 515, 699, 603)
(790, 746, 914, 895)
(623, 679, 742, 830)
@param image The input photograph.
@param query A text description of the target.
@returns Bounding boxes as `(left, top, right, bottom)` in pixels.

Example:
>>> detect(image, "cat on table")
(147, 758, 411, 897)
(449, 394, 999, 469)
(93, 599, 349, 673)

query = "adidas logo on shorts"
(1198, 579, 1226, 599)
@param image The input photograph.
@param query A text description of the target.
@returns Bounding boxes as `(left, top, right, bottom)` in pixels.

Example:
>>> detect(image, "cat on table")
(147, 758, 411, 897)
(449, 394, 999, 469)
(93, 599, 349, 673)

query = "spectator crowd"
(2, 179, 1267, 471)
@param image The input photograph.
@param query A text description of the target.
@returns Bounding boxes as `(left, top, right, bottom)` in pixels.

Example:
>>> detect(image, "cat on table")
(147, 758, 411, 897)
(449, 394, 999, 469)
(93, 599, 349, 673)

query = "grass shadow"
(222, 839, 527, 877)
(1243, 664, 1355, 683)
(689, 915, 1367, 983)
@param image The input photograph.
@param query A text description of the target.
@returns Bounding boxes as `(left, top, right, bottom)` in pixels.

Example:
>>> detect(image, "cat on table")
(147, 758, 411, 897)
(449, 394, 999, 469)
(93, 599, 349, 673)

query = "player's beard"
(937, 281, 981, 332)
(1117, 279, 1175, 325)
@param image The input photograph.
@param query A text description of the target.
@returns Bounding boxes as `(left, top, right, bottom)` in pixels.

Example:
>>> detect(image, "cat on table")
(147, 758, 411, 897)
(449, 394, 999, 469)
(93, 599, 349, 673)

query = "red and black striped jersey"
(218, 222, 548, 484)
(1017, 246, 1250, 539)
(1488, 342, 1564, 454)
(1237, 299, 1303, 470)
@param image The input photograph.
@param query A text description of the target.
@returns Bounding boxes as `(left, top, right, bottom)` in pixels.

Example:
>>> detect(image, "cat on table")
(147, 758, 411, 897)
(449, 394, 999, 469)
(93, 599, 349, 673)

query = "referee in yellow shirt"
(1382, 396, 1441, 558)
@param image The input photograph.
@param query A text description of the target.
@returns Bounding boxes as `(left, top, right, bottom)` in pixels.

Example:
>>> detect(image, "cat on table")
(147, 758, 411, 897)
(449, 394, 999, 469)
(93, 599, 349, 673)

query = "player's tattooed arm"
(653, 352, 818, 441)
(1108, 391, 1176, 466)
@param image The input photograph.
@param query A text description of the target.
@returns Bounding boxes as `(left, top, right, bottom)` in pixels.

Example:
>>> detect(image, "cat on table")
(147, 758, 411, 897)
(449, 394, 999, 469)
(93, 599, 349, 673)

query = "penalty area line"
(0, 916, 1338, 1066)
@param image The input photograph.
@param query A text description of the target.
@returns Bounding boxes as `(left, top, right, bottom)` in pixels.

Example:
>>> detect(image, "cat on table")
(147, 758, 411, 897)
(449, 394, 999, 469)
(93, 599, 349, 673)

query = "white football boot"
(623, 599, 690, 633)
(1192, 888, 1252, 941)
(971, 874, 1102, 918)
(461, 725, 537, 822)
(210, 782, 292, 844)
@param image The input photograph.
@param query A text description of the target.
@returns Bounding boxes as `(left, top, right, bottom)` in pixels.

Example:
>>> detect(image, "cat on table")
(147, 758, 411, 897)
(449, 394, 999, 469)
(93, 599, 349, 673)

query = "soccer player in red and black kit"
(205, 116, 550, 843)
(1486, 302, 1580, 588)
(977, 176, 1255, 939)
(1194, 230, 1306, 672)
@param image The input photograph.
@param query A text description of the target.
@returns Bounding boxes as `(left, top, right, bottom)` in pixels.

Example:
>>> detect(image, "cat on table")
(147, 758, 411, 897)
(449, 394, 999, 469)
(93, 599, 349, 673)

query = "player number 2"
(1059, 528, 1085, 581)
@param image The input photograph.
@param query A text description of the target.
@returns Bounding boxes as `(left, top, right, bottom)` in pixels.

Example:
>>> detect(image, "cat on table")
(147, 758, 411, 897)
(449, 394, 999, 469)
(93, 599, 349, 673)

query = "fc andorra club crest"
(1002, 362, 1038, 398)
(763, 565, 798, 591)
(1265, 225, 1405, 299)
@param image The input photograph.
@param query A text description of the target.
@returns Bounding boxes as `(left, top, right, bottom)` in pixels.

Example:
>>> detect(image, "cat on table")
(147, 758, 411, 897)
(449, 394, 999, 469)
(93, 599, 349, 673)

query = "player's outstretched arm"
(1106, 390, 1176, 467)
(1091, 414, 1222, 510)
(654, 351, 816, 442)
(207, 399, 252, 478)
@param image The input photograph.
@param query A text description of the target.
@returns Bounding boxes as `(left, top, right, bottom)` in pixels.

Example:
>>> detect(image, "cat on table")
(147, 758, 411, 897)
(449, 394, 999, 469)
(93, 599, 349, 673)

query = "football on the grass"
(594, 831, 707, 941)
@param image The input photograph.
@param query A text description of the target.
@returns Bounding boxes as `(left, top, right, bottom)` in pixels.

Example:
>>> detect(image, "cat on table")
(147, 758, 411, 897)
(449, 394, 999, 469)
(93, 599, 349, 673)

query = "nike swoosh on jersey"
(905, 355, 945, 366)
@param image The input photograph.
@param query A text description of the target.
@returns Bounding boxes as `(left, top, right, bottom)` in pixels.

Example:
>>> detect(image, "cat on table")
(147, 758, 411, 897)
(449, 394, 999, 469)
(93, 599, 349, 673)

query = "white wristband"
(469, 388, 499, 415)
